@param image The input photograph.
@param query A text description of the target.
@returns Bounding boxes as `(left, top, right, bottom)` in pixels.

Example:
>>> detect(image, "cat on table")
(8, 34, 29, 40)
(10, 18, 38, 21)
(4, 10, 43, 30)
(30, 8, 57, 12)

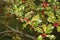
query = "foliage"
(0, 0, 60, 40)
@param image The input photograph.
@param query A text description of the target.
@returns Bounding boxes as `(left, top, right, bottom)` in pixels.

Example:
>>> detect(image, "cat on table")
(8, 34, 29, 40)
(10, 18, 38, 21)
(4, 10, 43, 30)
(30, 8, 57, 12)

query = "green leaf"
(46, 11, 55, 17)
(57, 26, 60, 32)
(34, 27, 43, 33)
(46, 7, 51, 10)
(33, 21, 39, 27)
(48, 24, 54, 30)
(46, 28, 52, 34)
(37, 35, 43, 40)
(42, 24, 47, 32)
(48, 0, 51, 2)
(22, 21, 33, 29)
(27, 0, 35, 9)
(42, 24, 52, 34)
(47, 16, 56, 23)
(31, 14, 40, 21)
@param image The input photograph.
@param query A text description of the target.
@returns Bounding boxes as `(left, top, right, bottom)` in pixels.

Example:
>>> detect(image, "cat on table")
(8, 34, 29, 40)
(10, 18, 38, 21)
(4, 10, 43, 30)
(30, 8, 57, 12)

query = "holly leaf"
(42, 24, 47, 33)
(42, 24, 52, 34)
(57, 26, 60, 32)
(45, 11, 55, 17)
(46, 28, 52, 34)
(46, 7, 51, 10)
(48, 0, 51, 2)
(22, 21, 33, 29)
(48, 24, 54, 30)
(31, 14, 40, 21)
(34, 27, 43, 33)
(25, 11, 33, 18)
(37, 35, 43, 40)
(33, 21, 39, 27)
(47, 16, 56, 23)
(27, 0, 35, 9)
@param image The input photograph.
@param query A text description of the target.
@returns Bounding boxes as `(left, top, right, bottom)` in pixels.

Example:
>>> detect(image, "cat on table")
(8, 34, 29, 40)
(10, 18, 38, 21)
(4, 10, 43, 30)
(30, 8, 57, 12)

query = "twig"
(0, 30, 13, 34)
(0, 20, 36, 40)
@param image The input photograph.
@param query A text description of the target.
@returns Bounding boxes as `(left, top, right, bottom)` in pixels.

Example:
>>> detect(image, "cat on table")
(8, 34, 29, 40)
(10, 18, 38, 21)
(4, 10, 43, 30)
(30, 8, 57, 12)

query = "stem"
(0, 20, 36, 40)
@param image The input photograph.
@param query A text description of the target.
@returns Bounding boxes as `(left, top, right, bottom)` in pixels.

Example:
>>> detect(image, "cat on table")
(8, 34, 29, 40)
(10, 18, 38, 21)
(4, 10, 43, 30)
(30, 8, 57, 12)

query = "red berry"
(42, 2, 48, 8)
(53, 22, 59, 27)
(24, 18, 30, 22)
(41, 34, 47, 38)
(42, 10, 44, 15)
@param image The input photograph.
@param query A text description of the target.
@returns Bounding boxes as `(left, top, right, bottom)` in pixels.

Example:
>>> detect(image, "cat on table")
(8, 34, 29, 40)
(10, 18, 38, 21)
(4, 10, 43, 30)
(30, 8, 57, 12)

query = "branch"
(0, 20, 36, 40)
(0, 30, 13, 34)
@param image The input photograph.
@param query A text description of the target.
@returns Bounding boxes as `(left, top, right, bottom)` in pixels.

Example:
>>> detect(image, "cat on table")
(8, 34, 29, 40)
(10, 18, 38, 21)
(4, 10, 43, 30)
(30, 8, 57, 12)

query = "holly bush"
(0, 0, 60, 40)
